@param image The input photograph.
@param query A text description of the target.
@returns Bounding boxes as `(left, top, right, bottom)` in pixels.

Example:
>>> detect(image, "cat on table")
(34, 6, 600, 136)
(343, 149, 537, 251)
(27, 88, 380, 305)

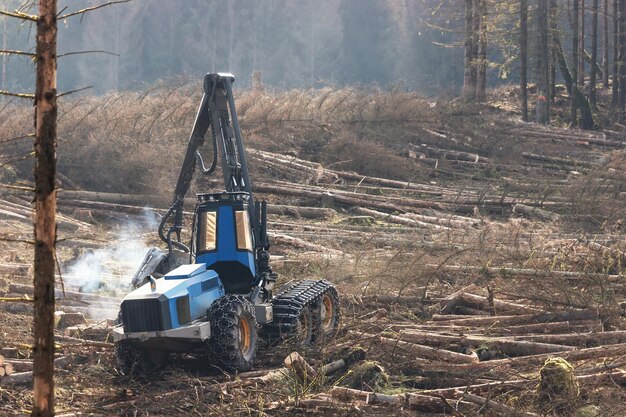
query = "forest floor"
(0, 84, 625, 416)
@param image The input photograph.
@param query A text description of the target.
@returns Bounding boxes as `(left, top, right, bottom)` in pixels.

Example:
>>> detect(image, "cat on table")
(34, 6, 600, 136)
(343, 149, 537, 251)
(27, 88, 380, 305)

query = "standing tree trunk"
(520, 0, 528, 120)
(550, 0, 558, 101)
(32, 1, 57, 416)
(476, 0, 488, 102)
(537, 0, 550, 123)
(618, 0, 626, 117)
(603, 0, 610, 87)
(613, 0, 620, 106)
(590, 0, 599, 105)
(463, 0, 476, 101)
(579, 0, 586, 86)
(1, 16, 6, 100)
(472, 0, 480, 94)
(572, 0, 580, 125)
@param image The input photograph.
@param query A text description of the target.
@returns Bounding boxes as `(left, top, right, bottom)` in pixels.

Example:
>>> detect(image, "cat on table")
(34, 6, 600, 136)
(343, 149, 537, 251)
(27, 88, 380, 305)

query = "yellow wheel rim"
(321, 294, 334, 330)
(298, 311, 310, 343)
(239, 317, 251, 356)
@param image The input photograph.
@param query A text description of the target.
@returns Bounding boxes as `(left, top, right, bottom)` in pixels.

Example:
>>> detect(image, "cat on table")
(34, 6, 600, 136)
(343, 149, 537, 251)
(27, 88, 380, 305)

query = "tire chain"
(206, 294, 257, 371)
(264, 279, 338, 341)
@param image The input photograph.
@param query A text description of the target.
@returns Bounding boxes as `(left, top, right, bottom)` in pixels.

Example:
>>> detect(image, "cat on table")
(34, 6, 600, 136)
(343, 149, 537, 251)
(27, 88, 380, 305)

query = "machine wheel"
(115, 341, 154, 376)
(293, 306, 314, 346)
(313, 288, 341, 342)
(206, 295, 257, 371)
(115, 314, 168, 376)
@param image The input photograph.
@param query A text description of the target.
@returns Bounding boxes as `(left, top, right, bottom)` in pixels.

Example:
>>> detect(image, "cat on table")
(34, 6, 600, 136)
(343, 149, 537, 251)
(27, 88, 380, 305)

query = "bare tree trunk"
(613, 0, 620, 106)
(603, 0, 610, 87)
(463, 0, 476, 101)
(472, 0, 480, 94)
(537, 0, 550, 123)
(591, 0, 599, 105)
(476, 0, 487, 102)
(1, 16, 6, 100)
(617, 0, 626, 117)
(520, 0, 528, 120)
(550, 0, 558, 101)
(579, 0, 586, 86)
(572, 0, 580, 125)
(32, 1, 57, 416)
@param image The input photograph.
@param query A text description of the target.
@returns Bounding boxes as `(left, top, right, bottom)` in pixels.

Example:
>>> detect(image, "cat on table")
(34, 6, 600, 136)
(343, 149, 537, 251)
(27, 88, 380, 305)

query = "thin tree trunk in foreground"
(463, 0, 476, 101)
(520, 0, 528, 120)
(476, 0, 487, 102)
(32, 0, 57, 416)
(603, 0, 609, 87)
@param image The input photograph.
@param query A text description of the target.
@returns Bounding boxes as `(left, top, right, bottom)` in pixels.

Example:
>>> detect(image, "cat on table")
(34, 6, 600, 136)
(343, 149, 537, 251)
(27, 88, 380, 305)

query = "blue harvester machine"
(112, 73, 340, 373)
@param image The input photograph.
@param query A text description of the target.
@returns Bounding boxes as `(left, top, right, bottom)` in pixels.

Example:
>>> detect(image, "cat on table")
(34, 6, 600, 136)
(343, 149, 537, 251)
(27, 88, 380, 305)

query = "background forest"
(3, 0, 477, 94)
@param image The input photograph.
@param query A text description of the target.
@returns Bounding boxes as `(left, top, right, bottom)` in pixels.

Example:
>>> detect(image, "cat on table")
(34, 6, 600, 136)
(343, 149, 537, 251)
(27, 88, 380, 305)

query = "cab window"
(198, 211, 217, 252)
(235, 210, 252, 251)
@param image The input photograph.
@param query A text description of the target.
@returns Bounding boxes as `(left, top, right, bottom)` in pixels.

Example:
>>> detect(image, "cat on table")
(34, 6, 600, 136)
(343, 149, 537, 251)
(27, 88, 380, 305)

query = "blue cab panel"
(121, 263, 225, 331)
(164, 263, 207, 280)
(195, 192, 257, 294)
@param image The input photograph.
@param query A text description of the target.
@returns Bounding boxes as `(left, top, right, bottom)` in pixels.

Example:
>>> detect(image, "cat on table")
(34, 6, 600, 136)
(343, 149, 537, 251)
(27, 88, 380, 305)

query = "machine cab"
(194, 192, 256, 295)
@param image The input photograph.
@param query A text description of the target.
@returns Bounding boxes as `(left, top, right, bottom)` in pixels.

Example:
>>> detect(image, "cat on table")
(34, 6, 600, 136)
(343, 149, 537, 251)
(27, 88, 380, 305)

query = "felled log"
(430, 264, 623, 283)
(583, 241, 626, 264)
(354, 207, 450, 230)
(8, 284, 120, 304)
(396, 331, 574, 356)
(513, 330, 626, 346)
(522, 152, 593, 168)
(389, 320, 603, 336)
(402, 212, 479, 228)
(458, 391, 539, 417)
(458, 292, 543, 315)
(414, 144, 490, 163)
(0, 263, 31, 276)
(371, 333, 478, 364)
(513, 203, 560, 221)
(440, 343, 626, 372)
(284, 352, 318, 384)
(368, 392, 446, 413)
(269, 233, 343, 255)
(266, 205, 336, 219)
(431, 308, 603, 327)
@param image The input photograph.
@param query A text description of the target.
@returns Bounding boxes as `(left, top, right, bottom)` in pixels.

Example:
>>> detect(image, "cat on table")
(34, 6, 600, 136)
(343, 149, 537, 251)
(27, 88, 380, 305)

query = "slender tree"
(520, 0, 528, 120)
(537, 0, 550, 123)
(603, 0, 610, 88)
(590, 0, 599, 105)
(572, 0, 580, 125)
(617, 0, 626, 117)
(613, 0, 620, 106)
(476, 0, 487, 101)
(33, 1, 57, 416)
(463, 0, 476, 100)
(579, 0, 586, 86)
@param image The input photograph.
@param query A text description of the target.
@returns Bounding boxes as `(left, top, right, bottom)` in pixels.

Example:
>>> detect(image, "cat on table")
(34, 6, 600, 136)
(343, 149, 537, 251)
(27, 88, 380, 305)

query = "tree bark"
(536, 0, 550, 123)
(580, 0, 586, 86)
(476, 0, 487, 102)
(463, 0, 476, 101)
(603, 0, 610, 87)
(617, 0, 626, 117)
(520, 0, 529, 120)
(33, 1, 57, 416)
(613, 0, 620, 106)
(572, 0, 580, 126)
(590, 0, 599, 105)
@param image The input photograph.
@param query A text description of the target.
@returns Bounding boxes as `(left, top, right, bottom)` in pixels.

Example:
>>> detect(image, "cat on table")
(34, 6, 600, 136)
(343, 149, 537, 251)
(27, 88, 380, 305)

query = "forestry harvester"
(112, 73, 340, 373)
